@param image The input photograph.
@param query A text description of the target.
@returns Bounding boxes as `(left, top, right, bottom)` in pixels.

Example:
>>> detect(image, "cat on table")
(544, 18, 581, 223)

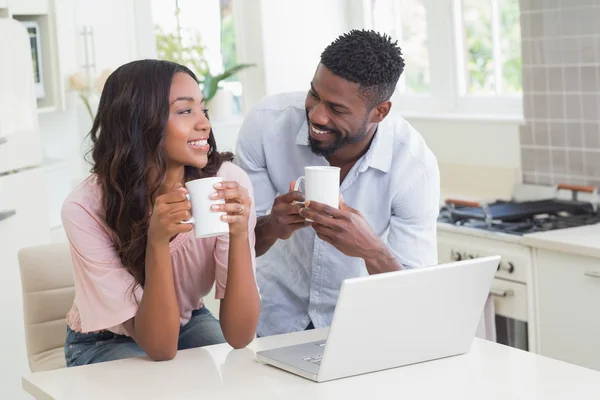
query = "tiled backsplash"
(520, 0, 600, 188)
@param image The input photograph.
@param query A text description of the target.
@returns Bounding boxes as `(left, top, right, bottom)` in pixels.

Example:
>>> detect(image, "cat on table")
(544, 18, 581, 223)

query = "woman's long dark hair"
(89, 59, 233, 289)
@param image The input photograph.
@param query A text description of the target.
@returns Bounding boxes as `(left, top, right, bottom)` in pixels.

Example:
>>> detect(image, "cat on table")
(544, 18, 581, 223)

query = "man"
(235, 30, 440, 337)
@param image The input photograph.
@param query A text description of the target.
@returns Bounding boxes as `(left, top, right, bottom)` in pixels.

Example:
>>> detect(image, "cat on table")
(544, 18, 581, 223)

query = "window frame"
(363, 0, 523, 120)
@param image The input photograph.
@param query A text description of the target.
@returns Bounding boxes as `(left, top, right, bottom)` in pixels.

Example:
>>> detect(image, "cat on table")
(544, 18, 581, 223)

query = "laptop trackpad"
(258, 340, 326, 374)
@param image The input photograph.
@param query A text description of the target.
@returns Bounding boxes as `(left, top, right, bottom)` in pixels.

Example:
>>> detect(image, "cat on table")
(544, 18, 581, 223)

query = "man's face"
(305, 65, 373, 158)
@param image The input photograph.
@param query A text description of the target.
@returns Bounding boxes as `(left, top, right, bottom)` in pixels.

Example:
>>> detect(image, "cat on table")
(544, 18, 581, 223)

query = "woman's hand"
(148, 186, 193, 245)
(210, 181, 252, 238)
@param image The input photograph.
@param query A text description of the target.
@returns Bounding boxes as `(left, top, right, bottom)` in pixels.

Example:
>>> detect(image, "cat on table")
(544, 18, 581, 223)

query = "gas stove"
(438, 184, 600, 236)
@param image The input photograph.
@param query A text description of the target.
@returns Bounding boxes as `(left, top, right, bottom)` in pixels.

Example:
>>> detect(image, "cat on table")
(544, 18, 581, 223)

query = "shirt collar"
(296, 117, 393, 173)
(296, 118, 310, 146)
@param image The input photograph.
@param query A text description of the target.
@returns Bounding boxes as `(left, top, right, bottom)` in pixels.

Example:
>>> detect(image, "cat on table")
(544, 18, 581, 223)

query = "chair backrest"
(18, 241, 74, 372)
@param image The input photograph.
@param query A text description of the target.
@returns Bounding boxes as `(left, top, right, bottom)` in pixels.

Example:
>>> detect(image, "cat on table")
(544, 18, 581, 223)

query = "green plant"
(153, 1, 254, 103)
(201, 63, 254, 102)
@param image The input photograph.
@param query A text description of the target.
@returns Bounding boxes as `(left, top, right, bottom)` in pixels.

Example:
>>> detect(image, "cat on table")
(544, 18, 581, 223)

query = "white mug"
(180, 177, 229, 238)
(293, 166, 341, 209)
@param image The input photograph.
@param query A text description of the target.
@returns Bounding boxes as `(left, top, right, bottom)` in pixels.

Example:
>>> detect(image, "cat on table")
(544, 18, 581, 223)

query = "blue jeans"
(64, 307, 225, 367)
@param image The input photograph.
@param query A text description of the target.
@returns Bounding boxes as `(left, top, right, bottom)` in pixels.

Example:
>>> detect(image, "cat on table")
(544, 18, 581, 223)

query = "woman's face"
(163, 72, 211, 170)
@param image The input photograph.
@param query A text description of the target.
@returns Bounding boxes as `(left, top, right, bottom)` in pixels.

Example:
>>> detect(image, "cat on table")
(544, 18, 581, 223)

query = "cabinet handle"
(0, 137, 7, 146)
(490, 288, 514, 297)
(0, 209, 16, 222)
(584, 271, 600, 279)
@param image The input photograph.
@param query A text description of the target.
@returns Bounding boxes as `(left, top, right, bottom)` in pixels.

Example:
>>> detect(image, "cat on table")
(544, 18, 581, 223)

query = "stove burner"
(438, 201, 600, 235)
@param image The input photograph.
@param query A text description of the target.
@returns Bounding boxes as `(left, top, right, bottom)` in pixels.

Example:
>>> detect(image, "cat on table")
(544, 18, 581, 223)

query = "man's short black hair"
(320, 29, 404, 108)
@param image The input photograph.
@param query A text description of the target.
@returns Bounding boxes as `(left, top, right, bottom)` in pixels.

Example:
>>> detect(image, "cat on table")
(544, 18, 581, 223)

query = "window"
(367, 0, 523, 118)
(151, 0, 245, 117)
(371, 0, 430, 94)
(458, 0, 522, 95)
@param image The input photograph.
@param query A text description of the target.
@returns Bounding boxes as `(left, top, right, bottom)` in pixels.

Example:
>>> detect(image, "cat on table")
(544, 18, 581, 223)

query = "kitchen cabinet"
(0, 127, 42, 175)
(0, 167, 50, 399)
(535, 249, 600, 371)
(73, 0, 136, 73)
(8, 0, 48, 15)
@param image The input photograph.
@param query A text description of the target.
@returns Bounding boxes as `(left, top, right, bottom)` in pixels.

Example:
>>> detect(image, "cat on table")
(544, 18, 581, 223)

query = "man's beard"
(306, 112, 370, 158)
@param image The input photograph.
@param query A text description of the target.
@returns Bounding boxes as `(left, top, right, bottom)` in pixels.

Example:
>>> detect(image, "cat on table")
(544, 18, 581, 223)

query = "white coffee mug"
(293, 166, 341, 209)
(180, 177, 229, 238)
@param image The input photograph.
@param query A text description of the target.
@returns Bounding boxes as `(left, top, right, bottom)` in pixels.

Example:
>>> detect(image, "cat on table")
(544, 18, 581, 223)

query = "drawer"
(8, 0, 49, 15)
(0, 131, 42, 174)
(0, 168, 49, 249)
(490, 278, 528, 322)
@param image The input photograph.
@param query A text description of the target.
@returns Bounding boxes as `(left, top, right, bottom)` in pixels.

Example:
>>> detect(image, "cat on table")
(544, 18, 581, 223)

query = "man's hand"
(267, 181, 311, 240)
(299, 196, 402, 274)
(299, 196, 381, 258)
(254, 182, 311, 257)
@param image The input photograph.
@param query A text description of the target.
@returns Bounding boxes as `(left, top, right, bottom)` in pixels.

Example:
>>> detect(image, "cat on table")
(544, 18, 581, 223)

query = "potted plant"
(154, 3, 254, 119)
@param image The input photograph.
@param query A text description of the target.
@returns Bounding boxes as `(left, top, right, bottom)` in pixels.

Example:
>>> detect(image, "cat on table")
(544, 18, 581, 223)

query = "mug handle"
(293, 176, 305, 205)
(179, 193, 195, 224)
(292, 175, 313, 222)
(179, 216, 195, 224)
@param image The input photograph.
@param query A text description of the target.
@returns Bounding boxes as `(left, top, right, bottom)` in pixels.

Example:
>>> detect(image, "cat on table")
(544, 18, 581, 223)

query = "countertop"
(22, 328, 600, 399)
(522, 224, 600, 259)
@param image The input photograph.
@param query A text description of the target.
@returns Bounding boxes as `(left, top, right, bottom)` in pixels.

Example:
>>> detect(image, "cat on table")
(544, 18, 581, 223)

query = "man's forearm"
(254, 215, 279, 257)
(363, 243, 403, 275)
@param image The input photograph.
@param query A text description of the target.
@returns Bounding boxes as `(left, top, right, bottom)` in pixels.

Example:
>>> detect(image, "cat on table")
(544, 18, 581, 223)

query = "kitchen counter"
(522, 224, 600, 259)
(22, 328, 600, 399)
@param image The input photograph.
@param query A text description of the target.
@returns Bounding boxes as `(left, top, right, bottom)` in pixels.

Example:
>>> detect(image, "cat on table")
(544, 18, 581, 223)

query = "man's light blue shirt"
(235, 91, 440, 337)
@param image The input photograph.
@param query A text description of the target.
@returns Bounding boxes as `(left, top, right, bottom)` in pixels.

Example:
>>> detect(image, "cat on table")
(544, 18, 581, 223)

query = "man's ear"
(372, 100, 392, 122)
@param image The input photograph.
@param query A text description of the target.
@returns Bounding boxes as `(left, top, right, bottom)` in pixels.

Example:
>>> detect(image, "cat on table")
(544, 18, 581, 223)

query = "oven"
(436, 184, 600, 353)
(437, 228, 534, 352)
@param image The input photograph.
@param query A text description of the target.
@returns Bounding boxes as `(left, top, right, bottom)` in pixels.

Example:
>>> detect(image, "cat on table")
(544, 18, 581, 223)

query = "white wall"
(408, 117, 522, 199)
(408, 118, 521, 169)
(258, 0, 349, 95)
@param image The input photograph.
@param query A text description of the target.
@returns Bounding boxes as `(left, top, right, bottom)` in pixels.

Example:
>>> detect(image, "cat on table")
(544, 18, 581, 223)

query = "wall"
(407, 117, 521, 200)
(258, 0, 349, 95)
(520, 0, 600, 187)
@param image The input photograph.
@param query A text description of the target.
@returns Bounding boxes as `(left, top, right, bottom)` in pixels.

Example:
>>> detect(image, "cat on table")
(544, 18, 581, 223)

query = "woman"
(61, 59, 260, 366)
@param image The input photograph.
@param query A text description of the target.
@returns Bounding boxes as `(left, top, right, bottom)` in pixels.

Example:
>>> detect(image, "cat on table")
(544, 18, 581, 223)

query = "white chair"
(18, 241, 74, 372)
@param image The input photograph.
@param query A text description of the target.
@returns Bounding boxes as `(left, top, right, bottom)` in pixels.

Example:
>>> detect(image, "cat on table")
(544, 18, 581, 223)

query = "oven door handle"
(490, 288, 514, 297)
(584, 271, 600, 279)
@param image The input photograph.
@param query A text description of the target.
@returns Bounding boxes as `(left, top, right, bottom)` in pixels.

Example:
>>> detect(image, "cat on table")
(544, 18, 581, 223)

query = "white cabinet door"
(73, 0, 137, 72)
(8, 0, 48, 15)
(536, 249, 600, 371)
(0, 168, 50, 399)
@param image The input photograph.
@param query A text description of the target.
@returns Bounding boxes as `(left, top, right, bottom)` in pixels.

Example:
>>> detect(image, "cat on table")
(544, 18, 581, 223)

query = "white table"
(23, 328, 600, 399)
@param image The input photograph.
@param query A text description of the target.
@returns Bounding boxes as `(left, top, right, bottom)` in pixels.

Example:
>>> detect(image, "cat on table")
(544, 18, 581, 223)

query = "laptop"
(256, 255, 500, 382)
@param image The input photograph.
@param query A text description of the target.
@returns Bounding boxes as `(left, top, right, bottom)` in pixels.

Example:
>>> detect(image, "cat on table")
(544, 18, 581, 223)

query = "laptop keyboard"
(302, 354, 323, 365)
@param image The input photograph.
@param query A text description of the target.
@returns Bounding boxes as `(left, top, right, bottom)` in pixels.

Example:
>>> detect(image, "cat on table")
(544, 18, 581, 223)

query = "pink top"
(61, 162, 257, 335)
